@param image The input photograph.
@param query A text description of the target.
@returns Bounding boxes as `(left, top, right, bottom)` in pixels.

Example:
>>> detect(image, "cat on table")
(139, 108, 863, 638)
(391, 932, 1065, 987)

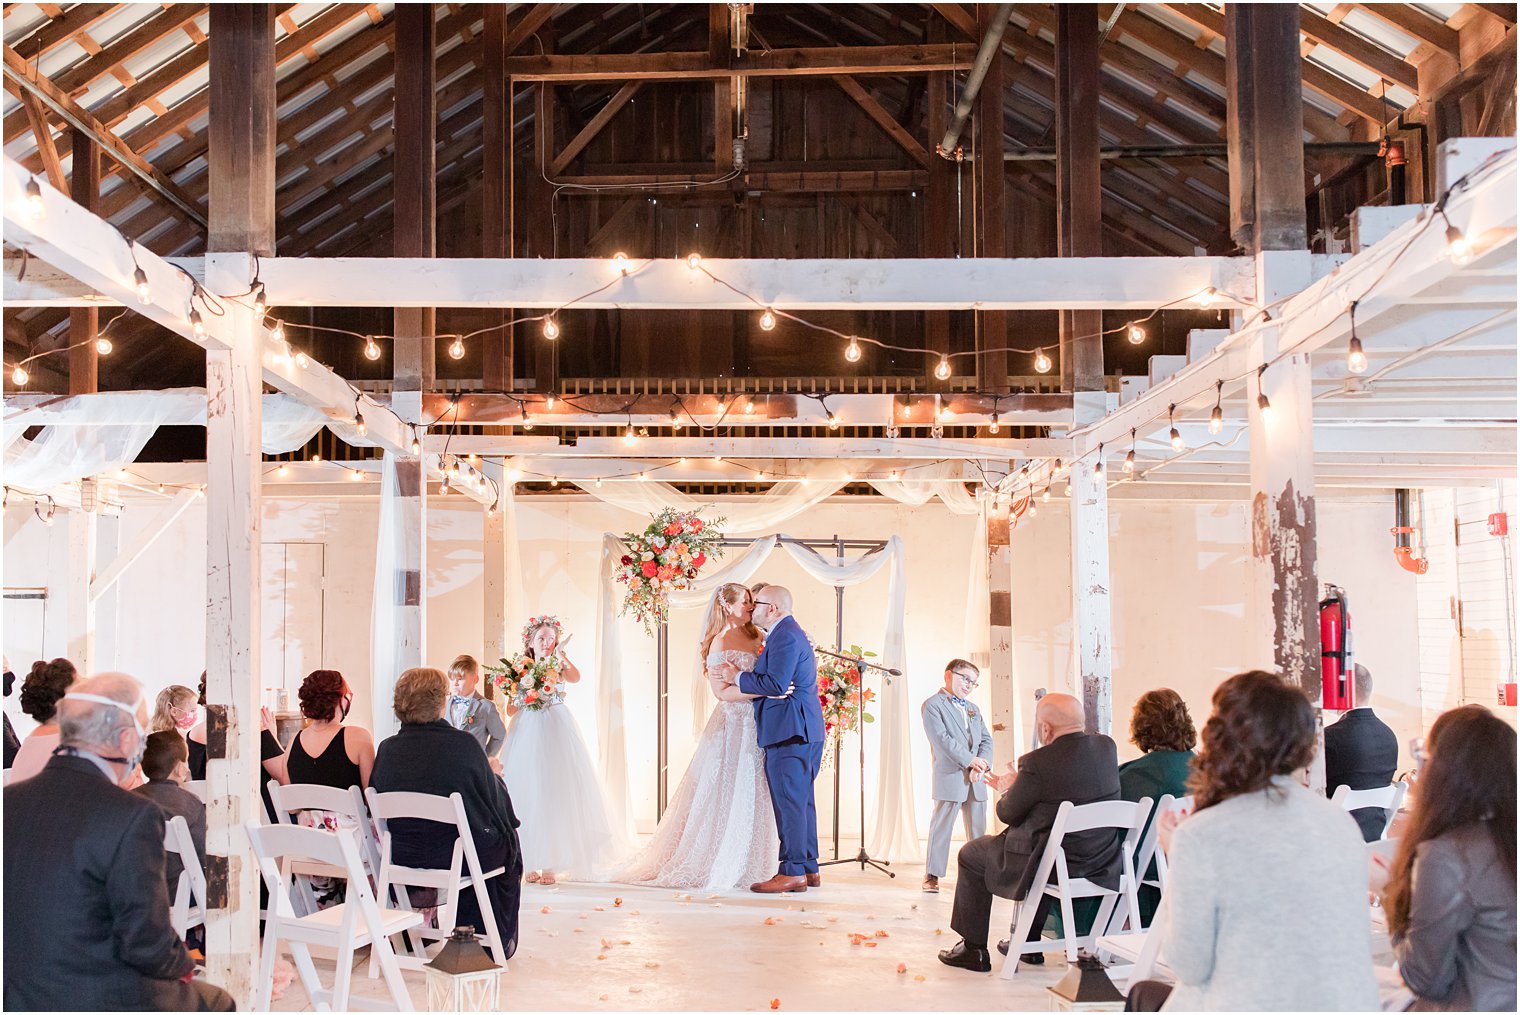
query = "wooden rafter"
(15, 86, 64, 187)
(550, 81, 643, 176)
(1352, 4, 1460, 55)
(1293, 5, 1419, 91)
(4, 3, 121, 61)
(500, 43, 976, 81)
(831, 75, 932, 168)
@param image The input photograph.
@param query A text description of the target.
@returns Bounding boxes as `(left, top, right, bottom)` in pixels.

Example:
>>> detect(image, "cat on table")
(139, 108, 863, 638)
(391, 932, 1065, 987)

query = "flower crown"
(522, 615, 563, 649)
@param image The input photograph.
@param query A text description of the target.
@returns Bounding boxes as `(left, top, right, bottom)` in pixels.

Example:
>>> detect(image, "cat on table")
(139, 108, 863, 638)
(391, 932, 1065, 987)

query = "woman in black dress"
(279, 669, 374, 791)
(186, 671, 286, 821)
(371, 667, 523, 961)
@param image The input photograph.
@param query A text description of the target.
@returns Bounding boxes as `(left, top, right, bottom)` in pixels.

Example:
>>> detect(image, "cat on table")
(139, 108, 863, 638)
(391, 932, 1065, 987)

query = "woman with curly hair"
(278, 669, 373, 791)
(1127, 671, 1378, 1012)
(8, 658, 78, 783)
(1373, 706, 1515, 1011)
(1117, 688, 1196, 925)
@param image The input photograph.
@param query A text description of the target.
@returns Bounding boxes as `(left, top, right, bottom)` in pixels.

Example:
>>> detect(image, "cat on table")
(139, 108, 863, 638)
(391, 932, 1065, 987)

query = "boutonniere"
(465, 713, 477, 726)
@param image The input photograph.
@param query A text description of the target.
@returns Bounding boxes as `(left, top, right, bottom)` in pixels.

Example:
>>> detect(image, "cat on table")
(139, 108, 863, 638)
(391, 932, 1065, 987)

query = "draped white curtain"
(595, 533, 637, 842)
(369, 453, 402, 740)
(867, 459, 980, 515)
(572, 464, 860, 535)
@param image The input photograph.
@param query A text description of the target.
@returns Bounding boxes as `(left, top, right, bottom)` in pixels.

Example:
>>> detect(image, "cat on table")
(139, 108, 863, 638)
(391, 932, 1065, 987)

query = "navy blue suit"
(738, 615, 825, 876)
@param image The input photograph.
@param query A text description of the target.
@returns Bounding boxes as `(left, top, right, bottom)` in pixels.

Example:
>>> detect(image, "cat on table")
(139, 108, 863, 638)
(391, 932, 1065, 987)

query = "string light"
(1033, 349, 1052, 374)
(133, 267, 151, 304)
(311, 453, 322, 463)
(1124, 429, 1137, 474)
(1027, 501, 1037, 518)
(293, 350, 309, 368)
(277, 463, 288, 477)
(1168, 404, 1184, 451)
(1209, 380, 1224, 435)
(988, 413, 1001, 435)
(685, 252, 702, 270)
(637, 471, 649, 482)
(522, 413, 534, 431)
(845, 337, 862, 362)
(1195, 286, 1221, 307)
(440, 478, 450, 495)
(252, 282, 267, 316)
(550, 476, 560, 487)
(1255, 365, 1272, 417)
(594, 476, 603, 488)
(269, 319, 286, 345)
(759, 308, 777, 331)
(94, 335, 113, 355)
(350, 467, 364, 481)
(547, 394, 556, 410)
(410, 431, 422, 456)
(623, 423, 638, 445)
(1126, 322, 1146, 345)
(354, 411, 366, 437)
(364, 337, 381, 360)
(25, 176, 44, 219)
(934, 356, 952, 380)
(189, 307, 205, 339)
(612, 251, 630, 274)
(506, 467, 522, 483)
(1346, 301, 1367, 374)
(542, 316, 560, 341)
(448, 336, 465, 359)
(1041, 483, 1051, 503)
(827, 411, 840, 431)
(11, 364, 29, 386)
(1444, 221, 1473, 266)
(1093, 445, 1105, 476)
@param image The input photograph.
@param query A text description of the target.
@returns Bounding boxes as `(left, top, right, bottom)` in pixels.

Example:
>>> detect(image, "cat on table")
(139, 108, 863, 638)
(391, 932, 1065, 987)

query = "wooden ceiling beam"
(550, 80, 643, 176)
(1293, 5, 1419, 91)
(16, 87, 65, 187)
(1351, 4, 1460, 55)
(500, 43, 975, 81)
(1471, 5, 1517, 27)
(5, 3, 121, 60)
(830, 75, 932, 168)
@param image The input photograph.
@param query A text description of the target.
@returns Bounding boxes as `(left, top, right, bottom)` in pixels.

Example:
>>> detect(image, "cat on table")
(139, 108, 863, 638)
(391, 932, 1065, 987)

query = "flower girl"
(495, 616, 619, 885)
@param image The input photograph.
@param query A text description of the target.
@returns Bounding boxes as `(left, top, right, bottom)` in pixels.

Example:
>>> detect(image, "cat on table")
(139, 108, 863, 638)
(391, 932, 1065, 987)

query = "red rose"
(692, 552, 707, 568)
(690, 518, 704, 532)
(641, 561, 658, 578)
(663, 524, 680, 536)
(620, 555, 632, 566)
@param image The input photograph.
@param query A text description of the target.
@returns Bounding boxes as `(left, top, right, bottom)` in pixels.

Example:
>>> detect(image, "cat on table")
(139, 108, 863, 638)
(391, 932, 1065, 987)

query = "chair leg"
(999, 896, 1044, 980)
(330, 938, 356, 1014)
(287, 941, 326, 1011)
(254, 926, 280, 1012)
(372, 928, 417, 1011)
(471, 877, 507, 963)
(1090, 893, 1120, 950)
(1057, 890, 1080, 962)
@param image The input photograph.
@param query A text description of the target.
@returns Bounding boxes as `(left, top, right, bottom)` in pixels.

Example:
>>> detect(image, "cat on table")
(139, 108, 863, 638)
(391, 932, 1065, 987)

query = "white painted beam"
(90, 487, 199, 603)
(66, 481, 98, 673)
(429, 435, 1073, 460)
(252, 255, 1259, 310)
(3, 252, 204, 306)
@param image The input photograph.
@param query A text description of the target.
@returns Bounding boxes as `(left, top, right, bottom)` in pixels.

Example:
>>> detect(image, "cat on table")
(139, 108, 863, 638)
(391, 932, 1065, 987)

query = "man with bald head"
(938, 692, 1123, 973)
(4, 673, 234, 1010)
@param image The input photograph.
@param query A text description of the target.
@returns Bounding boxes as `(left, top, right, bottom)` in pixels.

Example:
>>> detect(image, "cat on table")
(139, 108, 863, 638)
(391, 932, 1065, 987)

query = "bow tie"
(948, 695, 968, 707)
(449, 695, 472, 708)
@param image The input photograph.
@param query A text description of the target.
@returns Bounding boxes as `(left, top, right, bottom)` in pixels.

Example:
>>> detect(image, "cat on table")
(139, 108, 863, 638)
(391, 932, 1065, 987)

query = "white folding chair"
(1094, 896, 1176, 989)
(268, 780, 380, 915)
(245, 821, 420, 1012)
(1332, 781, 1407, 840)
(164, 815, 207, 939)
(1000, 797, 1153, 979)
(183, 779, 206, 802)
(365, 787, 508, 968)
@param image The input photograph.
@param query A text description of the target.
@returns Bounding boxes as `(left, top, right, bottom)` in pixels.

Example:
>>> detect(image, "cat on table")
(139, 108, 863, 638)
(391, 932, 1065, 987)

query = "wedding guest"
(1125, 671, 1377, 1012)
(3, 673, 233, 1010)
(937, 692, 1123, 972)
(1118, 687, 1196, 925)
(1374, 705, 1516, 1012)
(133, 730, 207, 894)
(279, 669, 373, 791)
(187, 670, 286, 820)
(446, 655, 507, 759)
(920, 659, 993, 894)
(370, 667, 522, 961)
(4, 656, 19, 769)
(150, 684, 199, 735)
(1323, 663, 1400, 841)
(8, 657, 78, 783)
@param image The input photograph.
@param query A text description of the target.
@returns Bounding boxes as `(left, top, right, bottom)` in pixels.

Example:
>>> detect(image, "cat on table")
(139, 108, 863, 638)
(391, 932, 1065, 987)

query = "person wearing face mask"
(150, 684, 200, 735)
(278, 669, 373, 792)
(2, 672, 235, 1011)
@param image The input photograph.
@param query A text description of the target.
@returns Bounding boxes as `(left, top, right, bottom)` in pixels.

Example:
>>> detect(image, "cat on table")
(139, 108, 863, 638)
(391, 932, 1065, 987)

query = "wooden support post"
(711, 4, 734, 171)
(394, 3, 436, 393)
(205, 8, 274, 1003)
(1056, 4, 1104, 394)
(68, 131, 98, 395)
(482, 5, 512, 392)
(527, 21, 558, 392)
(924, 22, 953, 386)
(1248, 5, 1307, 253)
(1224, 4, 1255, 249)
(1070, 392, 1114, 735)
(986, 495, 1017, 767)
(973, 7, 1008, 391)
(66, 479, 97, 673)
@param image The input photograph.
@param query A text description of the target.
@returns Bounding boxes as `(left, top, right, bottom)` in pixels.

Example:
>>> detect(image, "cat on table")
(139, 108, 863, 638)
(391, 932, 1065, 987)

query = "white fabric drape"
(868, 460, 980, 515)
(595, 532, 637, 843)
(571, 463, 859, 535)
(778, 536, 921, 862)
(370, 453, 401, 739)
(964, 494, 992, 670)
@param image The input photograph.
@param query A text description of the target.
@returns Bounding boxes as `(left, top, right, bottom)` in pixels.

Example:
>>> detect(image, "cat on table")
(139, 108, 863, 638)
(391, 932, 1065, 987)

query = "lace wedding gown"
(608, 648, 779, 890)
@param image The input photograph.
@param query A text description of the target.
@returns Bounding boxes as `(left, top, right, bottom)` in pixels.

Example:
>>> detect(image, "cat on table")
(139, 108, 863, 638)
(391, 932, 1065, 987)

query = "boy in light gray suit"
(446, 654, 508, 759)
(920, 659, 994, 893)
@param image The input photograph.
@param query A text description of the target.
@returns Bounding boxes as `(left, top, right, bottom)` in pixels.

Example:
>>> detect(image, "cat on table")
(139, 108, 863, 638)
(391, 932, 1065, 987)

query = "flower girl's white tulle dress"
(607, 648, 779, 891)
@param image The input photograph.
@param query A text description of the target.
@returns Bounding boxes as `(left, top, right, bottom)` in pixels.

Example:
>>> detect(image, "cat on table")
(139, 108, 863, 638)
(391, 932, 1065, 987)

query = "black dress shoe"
(937, 941, 992, 973)
(995, 940, 1044, 963)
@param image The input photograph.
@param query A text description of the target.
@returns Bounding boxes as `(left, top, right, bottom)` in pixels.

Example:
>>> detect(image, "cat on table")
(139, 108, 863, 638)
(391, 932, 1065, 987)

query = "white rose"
(641, 551, 654, 561)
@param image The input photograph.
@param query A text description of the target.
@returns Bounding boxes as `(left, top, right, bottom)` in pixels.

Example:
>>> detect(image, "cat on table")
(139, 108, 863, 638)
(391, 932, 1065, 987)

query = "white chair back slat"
(163, 815, 207, 938)
(1332, 781, 1407, 839)
(182, 779, 206, 802)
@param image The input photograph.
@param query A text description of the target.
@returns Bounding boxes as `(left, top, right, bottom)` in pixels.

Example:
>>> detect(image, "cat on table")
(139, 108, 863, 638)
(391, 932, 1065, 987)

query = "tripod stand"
(818, 648, 898, 879)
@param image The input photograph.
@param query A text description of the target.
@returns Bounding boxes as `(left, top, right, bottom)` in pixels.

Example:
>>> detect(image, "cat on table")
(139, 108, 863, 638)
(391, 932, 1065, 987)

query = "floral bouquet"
(486, 653, 565, 711)
(616, 508, 725, 634)
(817, 644, 878, 748)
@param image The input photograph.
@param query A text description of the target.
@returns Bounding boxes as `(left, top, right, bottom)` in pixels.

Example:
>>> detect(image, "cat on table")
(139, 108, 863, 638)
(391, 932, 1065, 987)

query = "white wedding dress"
(608, 648, 779, 890)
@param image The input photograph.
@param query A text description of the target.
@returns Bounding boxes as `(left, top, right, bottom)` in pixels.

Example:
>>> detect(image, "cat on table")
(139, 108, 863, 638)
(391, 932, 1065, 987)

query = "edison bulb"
(1170, 426, 1185, 451)
(845, 337, 862, 362)
(685, 252, 702, 270)
(543, 317, 560, 341)
(134, 267, 151, 305)
(25, 177, 44, 219)
(759, 308, 776, 331)
(11, 364, 28, 386)
(1347, 337, 1367, 374)
(612, 251, 629, 273)
(95, 336, 113, 355)
(189, 308, 205, 338)
(364, 338, 382, 361)
(448, 337, 465, 360)
(1208, 405, 1223, 435)
(1033, 349, 1052, 374)
(1126, 323, 1145, 345)
(934, 357, 951, 380)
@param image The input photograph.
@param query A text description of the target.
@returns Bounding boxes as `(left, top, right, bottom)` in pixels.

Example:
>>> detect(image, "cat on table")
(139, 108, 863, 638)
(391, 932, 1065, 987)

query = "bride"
(610, 582, 782, 890)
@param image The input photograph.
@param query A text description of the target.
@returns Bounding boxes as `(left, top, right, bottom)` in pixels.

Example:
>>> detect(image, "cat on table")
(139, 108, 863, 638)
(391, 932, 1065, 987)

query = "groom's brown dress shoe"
(750, 874, 808, 893)
(806, 872, 821, 888)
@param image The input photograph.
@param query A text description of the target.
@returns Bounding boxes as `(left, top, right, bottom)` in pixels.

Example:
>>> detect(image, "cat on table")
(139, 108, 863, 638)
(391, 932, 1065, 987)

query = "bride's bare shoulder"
(712, 627, 761, 655)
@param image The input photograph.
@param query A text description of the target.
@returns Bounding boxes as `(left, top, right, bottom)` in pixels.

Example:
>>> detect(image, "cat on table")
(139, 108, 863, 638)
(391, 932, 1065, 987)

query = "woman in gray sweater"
(1128, 671, 1379, 1012)
(1378, 705, 1516, 1012)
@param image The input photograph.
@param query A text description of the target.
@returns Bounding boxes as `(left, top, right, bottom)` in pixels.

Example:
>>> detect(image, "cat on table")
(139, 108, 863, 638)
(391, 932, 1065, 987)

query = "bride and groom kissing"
(613, 582, 825, 893)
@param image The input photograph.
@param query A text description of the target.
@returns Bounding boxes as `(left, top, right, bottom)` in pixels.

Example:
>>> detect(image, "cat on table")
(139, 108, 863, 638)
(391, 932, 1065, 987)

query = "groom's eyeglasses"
(752, 599, 777, 611)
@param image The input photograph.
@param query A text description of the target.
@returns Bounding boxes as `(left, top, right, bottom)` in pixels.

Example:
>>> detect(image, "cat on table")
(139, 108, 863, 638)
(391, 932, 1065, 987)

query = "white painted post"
(482, 460, 509, 670)
(376, 391, 428, 742)
(1070, 392, 1114, 735)
(201, 253, 263, 1008)
(66, 480, 98, 672)
(1248, 250, 1324, 789)
(987, 495, 1016, 769)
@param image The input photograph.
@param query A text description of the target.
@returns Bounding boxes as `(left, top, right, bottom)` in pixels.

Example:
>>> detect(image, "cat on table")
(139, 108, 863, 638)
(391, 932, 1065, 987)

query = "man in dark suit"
(938, 692, 1123, 973)
(1323, 664, 1399, 842)
(3, 672, 234, 1011)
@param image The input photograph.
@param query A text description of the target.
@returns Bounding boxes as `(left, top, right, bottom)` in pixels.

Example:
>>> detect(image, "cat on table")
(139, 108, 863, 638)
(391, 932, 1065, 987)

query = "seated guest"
(920, 658, 993, 894)
(446, 655, 507, 760)
(1126, 671, 1378, 1012)
(279, 669, 373, 790)
(2, 673, 233, 1010)
(8, 657, 78, 782)
(150, 684, 200, 735)
(1376, 705, 1516, 1012)
(187, 670, 286, 820)
(4, 656, 19, 769)
(370, 667, 523, 960)
(1323, 663, 1400, 842)
(937, 692, 1123, 972)
(1118, 688, 1196, 926)
(134, 730, 207, 895)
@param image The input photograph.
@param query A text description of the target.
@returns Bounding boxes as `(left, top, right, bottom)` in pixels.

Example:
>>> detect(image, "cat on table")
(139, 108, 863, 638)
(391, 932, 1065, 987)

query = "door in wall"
(260, 542, 326, 710)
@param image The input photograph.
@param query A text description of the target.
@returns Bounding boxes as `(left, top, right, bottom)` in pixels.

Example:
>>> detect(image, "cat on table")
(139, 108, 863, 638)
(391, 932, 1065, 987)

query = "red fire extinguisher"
(1320, 584, 1354, 710)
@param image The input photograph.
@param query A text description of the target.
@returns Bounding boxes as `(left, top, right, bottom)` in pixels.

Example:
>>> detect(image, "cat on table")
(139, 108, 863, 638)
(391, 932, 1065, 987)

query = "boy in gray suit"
(446, 655, 508, 759)
(920, 659, 994, 893)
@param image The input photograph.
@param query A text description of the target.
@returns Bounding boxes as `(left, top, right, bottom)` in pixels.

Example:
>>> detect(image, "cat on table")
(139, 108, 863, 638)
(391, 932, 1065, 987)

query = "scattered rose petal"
(630, 910, 641, 915)
(914, 975, 926, 983)
(540, 906, 552, 914)
(614, 897, 624, 907)
(574, 928, 584, 934)
(875, 930, 890, 938)
(596, 954, 606, 961)
(864, 941, 879, 948)
(826, 916, 839, 924)
(644, 961, 660, 969)
(595, 906, 606, 912)
(629, 986, 642, 994)
(620, 939, 631, 945)
(684, 894, 694, 901)
(934, 928, 943, 935)
(896, 963, 907, 974)
(579, 913, 589, 920)
(769, 999, 780, 1010)
(763, 917, 781, 925)
(601, 938, 614, 949)
(599, 994, 609, 1001)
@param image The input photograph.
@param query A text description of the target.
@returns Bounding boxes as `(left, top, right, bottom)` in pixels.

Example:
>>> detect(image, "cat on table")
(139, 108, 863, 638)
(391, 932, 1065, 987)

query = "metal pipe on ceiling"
(937, 2, 1016, 159)
(1002, 141, 1384, 161)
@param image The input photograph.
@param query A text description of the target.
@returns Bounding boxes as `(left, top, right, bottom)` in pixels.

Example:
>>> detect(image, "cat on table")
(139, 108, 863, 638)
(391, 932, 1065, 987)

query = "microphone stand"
(815, 647, 897, 879)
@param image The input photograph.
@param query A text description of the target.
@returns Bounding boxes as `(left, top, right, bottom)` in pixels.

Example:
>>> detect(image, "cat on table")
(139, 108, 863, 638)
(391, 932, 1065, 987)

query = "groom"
(718, 585, 825, 893)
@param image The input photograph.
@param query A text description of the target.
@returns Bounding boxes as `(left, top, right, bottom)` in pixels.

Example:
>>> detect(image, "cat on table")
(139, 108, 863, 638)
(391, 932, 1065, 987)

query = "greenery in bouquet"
(486, 653, 565, 711)
(818, 644, 878, 745)
(616, 508, 725, 634)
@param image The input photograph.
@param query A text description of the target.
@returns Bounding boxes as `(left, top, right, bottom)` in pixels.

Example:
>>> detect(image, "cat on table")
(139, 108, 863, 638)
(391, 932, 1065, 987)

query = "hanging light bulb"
(612, 251, 630, 274)
(522, 414, 534, 431)
(1126, 322, 1146, 345)
(685, 252, 702, 271)
(350, 467, 364, 481)
(1445, 222, 1473, 266)
(269, 319, 285, 345)
(293, 350, 309, 368)
(448, 336, 465, 360)
(1124, 449, 1136, 474)
(758, 308, 777, 331)
(410, 433, 422, 456)
(252, 282, 268, 316)
(1027, 502, 1037, 518)
(1093, 446, 1105, 476)
(1255, 366, 1272, 417)
(1033, 349, 1052, 374)
(988, 413, 1001, 435)
(25, 176, 44, 219)
(1042, 485, 1051, 503)
(364, 337, 381, 361)
(637, 471, 649, 482)
(311, 452, 322, 463)
(94, 335, 113, 355)
(845, 337, 862, 362)
(889, 470, 900, 481)
(1195, 286, 1221, 307)
(134, 267, 151, 304)
(439, 478, 450, 495)
(547, 394, 556, 410)
(744, 398, 755, 413)
(189, 306, 205, 339)
(1170, 425, 1184, 451)
(938, 403, 952, 423)
(542, 316, 560, 341)
(11, 364, 29, 386)
(448, 460, 460, 480)
(594, 476, 603, 488)
(827, 412, 840, 431)
(1347, 336, 1367, 374)
(550, 476, 560, 487)
(353, 411, 367, 437)
(277, 463, 289, 477)
(934, 356, 952, 380)
(1209, 403, 1224, 434)
(623, 424, 637, 445)
(506, 467, 522, 484)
